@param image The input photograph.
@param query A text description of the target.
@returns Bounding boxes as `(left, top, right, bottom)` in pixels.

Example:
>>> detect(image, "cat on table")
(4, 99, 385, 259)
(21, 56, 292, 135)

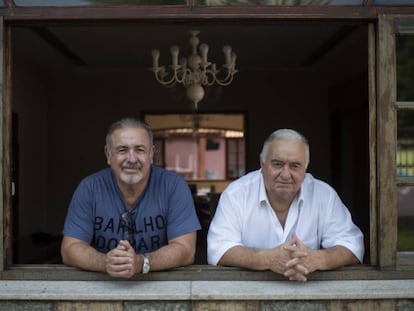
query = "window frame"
(396, 112, 414, 255)
(378, 15, 414, 268)
(395, 19, 414, 259)
(1, 8, 414, 280)
(376, 14, 398, 269)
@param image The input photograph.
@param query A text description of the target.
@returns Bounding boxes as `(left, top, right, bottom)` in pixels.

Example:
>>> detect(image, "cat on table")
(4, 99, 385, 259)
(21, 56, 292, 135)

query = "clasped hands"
(277, 235, 316, 282)
(103, 236, 314, 281)
(104, 240, 140, 278)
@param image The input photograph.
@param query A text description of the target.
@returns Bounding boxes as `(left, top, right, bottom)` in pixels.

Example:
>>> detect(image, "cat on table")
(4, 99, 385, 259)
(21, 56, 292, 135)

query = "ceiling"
(13, 21, 366, 74)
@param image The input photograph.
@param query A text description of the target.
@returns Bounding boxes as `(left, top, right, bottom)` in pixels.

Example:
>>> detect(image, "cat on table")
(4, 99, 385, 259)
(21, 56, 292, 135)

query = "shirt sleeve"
(319, 190, 365, 263)
(207, 188, 243, 265)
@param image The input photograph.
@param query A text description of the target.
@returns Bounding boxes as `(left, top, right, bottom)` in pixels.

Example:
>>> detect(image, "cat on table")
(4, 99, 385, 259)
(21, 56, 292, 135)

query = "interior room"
(10, 20, 369, 264)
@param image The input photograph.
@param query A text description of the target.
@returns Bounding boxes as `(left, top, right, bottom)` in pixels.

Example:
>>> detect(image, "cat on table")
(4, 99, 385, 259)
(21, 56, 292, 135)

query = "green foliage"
(398, 228, 414, 251)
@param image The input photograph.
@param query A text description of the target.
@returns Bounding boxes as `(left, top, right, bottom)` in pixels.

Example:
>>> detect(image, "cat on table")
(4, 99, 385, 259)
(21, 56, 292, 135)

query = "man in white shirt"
(207, 129, 364, 282)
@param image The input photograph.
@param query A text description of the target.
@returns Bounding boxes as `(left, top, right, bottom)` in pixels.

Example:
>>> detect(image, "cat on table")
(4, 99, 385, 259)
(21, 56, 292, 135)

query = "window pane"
(227, 139, 245, 179)
(197, 0, 363, 5)
(153, 139, 164, 167)
(374, 0, 414, 4)
(0, 0, 5, 6)
(397, 36, 414, 102)
(398, 186, 414, 251)
(397, 111, 414, 177)
(14, 0, 184, 6)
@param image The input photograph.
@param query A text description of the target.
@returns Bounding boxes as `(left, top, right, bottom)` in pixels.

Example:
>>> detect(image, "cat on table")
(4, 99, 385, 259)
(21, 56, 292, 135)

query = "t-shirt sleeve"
(62, 179, 95, 244)
(166, 175, 201, 240)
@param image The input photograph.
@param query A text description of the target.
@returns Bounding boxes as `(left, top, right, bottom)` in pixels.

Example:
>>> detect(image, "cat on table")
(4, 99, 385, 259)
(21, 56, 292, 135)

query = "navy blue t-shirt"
(63, 166, 201, 254)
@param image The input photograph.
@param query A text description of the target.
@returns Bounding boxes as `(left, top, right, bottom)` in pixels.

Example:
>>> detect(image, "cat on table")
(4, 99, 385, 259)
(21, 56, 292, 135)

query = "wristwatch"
(141, 253, 150, 274)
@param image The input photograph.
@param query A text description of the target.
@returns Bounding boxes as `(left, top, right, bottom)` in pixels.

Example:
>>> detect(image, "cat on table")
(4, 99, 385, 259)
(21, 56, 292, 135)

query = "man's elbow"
(183, 247, 196, 266)
(60, 237, 80, 267)
(338, 248, 362, 268)
(349, 253, 362, 266)
(184, 255, 195, 266)
(60, 245, 73, 266)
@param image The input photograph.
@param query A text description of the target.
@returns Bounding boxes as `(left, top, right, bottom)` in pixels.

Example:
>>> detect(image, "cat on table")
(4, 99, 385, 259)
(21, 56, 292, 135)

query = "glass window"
(227, 139, 245, 179)
(14, 0, 184, 6)
(396, 31, 414, 257)
(397, 111, 414, 177)
(374, 0, 414, 4)
(196, 0, 363, 5)
(0, 0, 5, 6)
(398, 186, 414, 251)
(396, 35, 414, 178)
(397, 36, 414, 102)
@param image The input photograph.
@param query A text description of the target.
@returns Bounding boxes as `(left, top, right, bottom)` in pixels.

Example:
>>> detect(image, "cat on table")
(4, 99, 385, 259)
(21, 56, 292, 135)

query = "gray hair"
(260, 128, 310, 167)
(105, 117, 154, 151)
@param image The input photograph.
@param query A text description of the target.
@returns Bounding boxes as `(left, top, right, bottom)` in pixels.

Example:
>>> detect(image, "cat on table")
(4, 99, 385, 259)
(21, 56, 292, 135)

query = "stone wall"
(0, 280, 413, 311)
(1, 300, 414, 311)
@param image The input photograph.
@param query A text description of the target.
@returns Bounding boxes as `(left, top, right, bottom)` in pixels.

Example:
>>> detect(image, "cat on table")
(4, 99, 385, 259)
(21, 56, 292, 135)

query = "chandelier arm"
(173, 67, 188, 84)
(215, 72, 237, 86)
(153, 70, 178, 87)
(213, 69, 233, 85)
(215, 78, 235, 86)
(163, 81, 178, 88)
(202, 69, 217, 86)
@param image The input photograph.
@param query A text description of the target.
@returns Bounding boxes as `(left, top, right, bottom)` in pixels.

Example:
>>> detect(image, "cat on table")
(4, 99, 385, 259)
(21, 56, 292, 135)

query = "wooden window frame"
(1, 8, 414, 280)
(377, 15, 414, 269)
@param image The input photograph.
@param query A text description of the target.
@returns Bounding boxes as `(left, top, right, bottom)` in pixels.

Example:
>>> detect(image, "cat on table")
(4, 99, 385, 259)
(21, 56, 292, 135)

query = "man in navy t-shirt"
(61, 118, 201, 278)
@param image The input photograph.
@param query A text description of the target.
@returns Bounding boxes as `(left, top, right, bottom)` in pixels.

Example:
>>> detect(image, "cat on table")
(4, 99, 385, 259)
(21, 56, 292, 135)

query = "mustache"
(122, 162, 142, 170)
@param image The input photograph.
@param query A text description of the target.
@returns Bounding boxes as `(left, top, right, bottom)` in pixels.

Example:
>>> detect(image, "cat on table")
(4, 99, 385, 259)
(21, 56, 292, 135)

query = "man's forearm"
(218, 245, 291, 275)
(146, 233, 196, 271)
(62, 241, 107, 273)
(314, 245, 360, 271)
(218, 246, 266, 270)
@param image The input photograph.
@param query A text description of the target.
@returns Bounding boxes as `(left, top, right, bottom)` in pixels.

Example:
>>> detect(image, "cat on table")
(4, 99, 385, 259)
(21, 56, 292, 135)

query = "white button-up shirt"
(207, 170, 364, 265)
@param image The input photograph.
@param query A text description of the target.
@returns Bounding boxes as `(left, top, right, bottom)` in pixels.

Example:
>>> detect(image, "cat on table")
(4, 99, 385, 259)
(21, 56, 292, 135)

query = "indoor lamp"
(151, 30, 238, 110)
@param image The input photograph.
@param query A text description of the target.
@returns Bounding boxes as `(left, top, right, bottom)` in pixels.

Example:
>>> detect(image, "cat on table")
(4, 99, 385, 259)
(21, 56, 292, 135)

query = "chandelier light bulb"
(222, 45, 232, 67)
(231, 52, 237, 66)
(151, 49, 160, 69)
(170, 46, 179, 67)
(199, 43, 209, 64)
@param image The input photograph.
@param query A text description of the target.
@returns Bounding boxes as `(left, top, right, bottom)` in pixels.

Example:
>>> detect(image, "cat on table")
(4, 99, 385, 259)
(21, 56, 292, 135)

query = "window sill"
(1, 264, 414, 281)
(0, 278, 413, 301)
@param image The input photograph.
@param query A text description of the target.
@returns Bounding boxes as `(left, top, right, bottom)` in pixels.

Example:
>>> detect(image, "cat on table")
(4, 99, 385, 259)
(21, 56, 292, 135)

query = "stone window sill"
(0, 279, 414, 301)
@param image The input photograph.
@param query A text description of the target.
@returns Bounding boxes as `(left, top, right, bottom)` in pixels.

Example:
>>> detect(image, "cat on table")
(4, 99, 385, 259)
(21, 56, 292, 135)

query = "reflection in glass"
(397, 36, 414, 102)
(197, 0, 363, 5)
(397, 111, 414, 177)
(398, 186, 414, 251)
(14, 0, 183, 6)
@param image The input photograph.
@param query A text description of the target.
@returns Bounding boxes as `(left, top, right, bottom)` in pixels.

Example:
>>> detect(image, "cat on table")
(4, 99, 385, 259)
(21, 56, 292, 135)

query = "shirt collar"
(258, 171, 268, 208)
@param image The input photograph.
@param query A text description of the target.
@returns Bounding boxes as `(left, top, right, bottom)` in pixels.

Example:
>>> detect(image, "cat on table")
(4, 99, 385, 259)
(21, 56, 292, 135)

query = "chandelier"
(151, 30, 238, 110)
